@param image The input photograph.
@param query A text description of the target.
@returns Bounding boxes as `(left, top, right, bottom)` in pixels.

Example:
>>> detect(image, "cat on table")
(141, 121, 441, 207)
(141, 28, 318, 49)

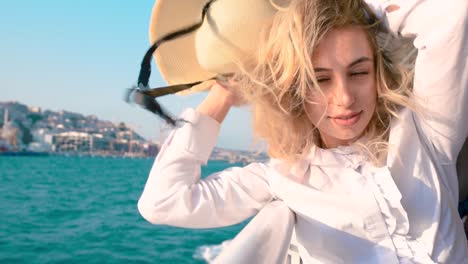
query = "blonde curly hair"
(234, 0, 416, 164)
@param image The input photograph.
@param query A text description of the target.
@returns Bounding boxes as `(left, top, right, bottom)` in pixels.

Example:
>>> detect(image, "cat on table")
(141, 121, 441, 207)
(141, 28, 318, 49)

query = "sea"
(0, 156, 250, 264)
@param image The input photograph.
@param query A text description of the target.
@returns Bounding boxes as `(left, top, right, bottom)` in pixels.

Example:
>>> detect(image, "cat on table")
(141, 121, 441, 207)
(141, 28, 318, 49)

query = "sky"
(0, 0, 254, 151)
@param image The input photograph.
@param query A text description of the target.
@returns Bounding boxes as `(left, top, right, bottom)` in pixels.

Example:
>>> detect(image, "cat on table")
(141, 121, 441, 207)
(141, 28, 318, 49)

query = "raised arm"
(370, 0, 468, 161)
(137, 83, 273, 228)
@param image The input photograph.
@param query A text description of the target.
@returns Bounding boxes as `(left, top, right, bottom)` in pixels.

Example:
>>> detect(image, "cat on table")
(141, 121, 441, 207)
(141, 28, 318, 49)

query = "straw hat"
(149, 0, 287, 94)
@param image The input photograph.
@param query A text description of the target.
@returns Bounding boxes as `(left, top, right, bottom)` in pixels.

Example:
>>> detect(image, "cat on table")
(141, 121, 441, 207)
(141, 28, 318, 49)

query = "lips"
(329, 111, 362, 126)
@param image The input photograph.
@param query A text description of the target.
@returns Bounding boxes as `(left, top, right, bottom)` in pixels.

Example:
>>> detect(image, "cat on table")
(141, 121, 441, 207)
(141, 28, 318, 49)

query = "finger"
(385, 5, 400, 13)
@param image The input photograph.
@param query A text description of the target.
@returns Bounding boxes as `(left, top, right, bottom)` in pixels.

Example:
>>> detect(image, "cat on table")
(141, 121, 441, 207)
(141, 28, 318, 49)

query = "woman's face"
(305, 26, 377, 148)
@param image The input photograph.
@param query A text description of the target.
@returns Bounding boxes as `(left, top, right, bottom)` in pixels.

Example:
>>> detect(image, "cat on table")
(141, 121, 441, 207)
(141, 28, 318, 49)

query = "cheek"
(359, 80, 377, 109)
(305, 101, 328, 126)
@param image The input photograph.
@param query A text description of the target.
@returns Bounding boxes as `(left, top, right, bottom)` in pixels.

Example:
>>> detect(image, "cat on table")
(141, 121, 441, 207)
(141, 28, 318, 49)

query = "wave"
(193, 240, 232, 263)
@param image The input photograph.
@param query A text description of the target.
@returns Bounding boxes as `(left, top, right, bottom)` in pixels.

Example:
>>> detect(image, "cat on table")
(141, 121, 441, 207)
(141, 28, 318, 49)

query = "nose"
(330, 76, 355, 108)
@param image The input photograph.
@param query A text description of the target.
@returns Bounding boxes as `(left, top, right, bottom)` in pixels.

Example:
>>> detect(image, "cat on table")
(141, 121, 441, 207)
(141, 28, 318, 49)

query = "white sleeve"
(369, 0, 468, 162)
(137, 108, 273, 228)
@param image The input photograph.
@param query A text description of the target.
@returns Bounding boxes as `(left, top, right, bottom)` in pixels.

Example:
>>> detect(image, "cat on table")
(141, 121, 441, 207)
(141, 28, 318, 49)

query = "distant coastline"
(0, 150, 50, 157)
(0, 150, 267, 165)
(0, 151, 150, 159)
(0, 101, 268, 163)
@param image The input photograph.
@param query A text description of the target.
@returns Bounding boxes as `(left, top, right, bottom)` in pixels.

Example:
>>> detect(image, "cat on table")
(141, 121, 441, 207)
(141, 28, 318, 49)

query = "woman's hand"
(196, 81, 242, 124)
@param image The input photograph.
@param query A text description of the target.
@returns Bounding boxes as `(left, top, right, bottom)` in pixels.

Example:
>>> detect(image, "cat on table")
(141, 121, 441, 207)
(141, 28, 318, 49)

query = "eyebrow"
(314, 56, 372, 72)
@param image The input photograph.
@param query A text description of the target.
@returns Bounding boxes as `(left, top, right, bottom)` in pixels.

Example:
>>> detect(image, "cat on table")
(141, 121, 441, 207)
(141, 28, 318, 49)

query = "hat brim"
(150, 0, 216, 95)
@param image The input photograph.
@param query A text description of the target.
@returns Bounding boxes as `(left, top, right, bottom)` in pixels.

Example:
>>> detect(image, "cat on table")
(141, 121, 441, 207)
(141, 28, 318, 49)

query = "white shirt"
(138, 0, 468, 263)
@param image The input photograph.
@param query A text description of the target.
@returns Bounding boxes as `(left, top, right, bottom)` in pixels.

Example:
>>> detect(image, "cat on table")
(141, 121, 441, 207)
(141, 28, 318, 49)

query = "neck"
(320, 136, 358, 149)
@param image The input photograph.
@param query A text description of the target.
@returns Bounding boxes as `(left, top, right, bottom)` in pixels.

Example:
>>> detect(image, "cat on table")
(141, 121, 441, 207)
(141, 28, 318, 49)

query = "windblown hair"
(234, 0, 416, 164)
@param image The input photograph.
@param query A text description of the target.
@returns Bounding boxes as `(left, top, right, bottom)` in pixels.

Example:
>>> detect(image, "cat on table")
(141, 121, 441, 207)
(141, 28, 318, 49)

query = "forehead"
(312, 26, 373, 67)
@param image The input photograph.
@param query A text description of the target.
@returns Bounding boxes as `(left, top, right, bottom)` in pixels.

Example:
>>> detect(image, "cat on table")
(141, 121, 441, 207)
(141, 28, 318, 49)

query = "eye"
(317, 77, 331, 83)
(350, 71, 369, 79)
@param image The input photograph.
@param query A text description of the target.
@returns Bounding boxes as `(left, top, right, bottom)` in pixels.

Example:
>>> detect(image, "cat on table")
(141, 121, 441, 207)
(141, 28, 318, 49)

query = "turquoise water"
(0, 156, 248, 263)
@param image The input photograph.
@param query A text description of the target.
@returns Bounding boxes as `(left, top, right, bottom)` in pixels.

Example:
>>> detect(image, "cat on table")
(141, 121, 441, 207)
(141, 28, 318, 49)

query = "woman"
(137, 0, 468, 262)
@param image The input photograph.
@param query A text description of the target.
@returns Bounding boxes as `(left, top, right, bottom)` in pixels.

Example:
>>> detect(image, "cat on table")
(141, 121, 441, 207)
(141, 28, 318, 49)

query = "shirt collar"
(306, 144, 367, 169)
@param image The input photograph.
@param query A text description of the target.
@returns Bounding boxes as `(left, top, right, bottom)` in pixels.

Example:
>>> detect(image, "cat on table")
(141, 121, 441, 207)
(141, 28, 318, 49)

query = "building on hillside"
(0, 109, 20, 150)
(92, 134, 112, 152)
(144, 142, 159, 157)
(52, 131, 92, 152)
(29, 106, 41, 113)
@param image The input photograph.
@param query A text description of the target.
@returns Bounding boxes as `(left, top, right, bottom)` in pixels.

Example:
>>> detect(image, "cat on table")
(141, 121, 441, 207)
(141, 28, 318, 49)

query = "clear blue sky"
(0, 0, 254, 150)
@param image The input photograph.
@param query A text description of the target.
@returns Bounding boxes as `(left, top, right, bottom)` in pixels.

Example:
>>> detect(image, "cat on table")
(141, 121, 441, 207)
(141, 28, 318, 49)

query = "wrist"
(196, 93, 232, 124)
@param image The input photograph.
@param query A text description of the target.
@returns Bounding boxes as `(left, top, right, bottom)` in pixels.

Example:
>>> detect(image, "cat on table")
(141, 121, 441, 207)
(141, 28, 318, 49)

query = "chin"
(338, 133, 361, 143)
(333, 128, 367, 144)
(316, 122, 368, 147)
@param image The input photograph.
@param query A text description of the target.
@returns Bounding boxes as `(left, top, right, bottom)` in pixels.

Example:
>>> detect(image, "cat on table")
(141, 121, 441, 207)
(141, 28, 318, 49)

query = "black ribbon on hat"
(125, 0, 218, 126)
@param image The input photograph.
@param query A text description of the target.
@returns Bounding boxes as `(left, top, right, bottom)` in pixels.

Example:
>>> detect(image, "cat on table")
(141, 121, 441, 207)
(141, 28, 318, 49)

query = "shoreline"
(0, 151, 153, 159)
